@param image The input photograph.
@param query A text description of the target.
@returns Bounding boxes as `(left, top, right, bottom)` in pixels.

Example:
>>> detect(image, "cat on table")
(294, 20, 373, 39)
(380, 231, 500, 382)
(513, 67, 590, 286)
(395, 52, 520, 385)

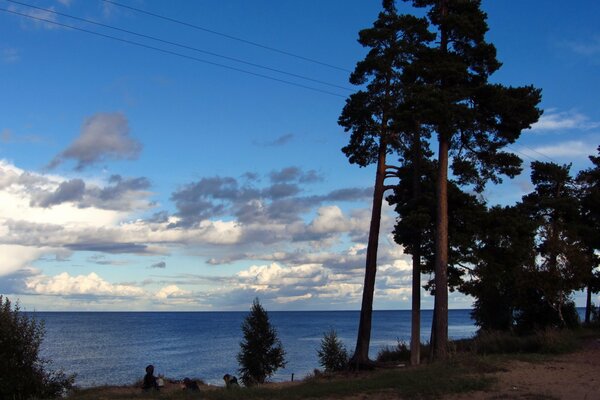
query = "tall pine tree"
(339, 0, 432, 368)
(400, 0, 542, 359)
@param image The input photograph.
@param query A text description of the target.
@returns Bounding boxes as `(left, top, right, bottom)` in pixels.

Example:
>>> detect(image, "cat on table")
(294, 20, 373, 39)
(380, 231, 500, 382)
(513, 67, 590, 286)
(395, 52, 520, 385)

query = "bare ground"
(445, 339, 600, 400)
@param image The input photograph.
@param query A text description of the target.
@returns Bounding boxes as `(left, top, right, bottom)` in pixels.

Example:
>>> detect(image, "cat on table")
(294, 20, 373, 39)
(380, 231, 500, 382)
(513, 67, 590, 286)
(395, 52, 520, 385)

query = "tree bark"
(432, 135, 449, 360)
(431, 0, 449, 362)
(585, 282, 592, 325)
(350, 140, 388, 369)
(410, 141, 422, 366)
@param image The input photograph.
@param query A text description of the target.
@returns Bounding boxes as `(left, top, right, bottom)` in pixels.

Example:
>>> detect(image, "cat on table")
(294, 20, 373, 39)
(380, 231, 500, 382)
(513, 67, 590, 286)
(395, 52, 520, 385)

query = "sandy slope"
(445, 339, 600, 400)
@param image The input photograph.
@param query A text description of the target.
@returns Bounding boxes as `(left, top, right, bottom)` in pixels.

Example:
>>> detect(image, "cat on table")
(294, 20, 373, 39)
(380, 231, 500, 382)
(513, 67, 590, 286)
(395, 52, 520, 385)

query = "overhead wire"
(101, 0, 353, 73)
(0, 7, 348, 98)
(4, 0, 353, 92)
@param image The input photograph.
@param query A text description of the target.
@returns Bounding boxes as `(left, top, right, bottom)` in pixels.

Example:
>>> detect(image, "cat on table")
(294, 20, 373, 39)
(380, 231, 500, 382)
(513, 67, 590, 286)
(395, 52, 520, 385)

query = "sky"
(0, 0, 599, 311)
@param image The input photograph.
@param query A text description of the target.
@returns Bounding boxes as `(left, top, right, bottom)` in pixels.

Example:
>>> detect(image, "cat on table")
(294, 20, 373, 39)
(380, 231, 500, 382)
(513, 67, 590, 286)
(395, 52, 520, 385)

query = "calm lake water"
(33, 310, 476, 387)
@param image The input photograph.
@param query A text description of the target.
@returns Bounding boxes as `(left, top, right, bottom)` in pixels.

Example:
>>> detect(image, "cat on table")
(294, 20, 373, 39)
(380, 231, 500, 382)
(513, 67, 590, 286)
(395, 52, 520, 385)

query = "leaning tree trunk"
(432, 134, 449, 361)
(350, 140, 388, 369)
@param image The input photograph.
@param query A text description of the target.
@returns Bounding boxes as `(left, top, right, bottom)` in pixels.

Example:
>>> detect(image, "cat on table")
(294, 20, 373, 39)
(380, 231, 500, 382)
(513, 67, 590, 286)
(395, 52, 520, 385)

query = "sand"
(445, 339, 600, 400)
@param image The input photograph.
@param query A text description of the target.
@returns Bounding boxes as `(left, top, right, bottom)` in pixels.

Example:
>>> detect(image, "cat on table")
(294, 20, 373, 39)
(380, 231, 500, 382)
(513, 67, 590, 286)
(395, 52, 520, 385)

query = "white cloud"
(26, 272, 146, 297)
(155, 285, 191, 300)
(8, 4, 62, 30)
(531, 110, 600, 132)
(518, 140, 594, 159)
(0, 245, 54, 276)
(562, 36, 600, 57)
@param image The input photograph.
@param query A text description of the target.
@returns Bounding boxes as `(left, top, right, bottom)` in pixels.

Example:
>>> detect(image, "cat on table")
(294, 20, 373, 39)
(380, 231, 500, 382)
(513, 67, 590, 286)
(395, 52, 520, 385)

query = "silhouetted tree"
(576, 146, 600, 324)
(317, 330, 348, 373)
(0, 296, 74, 399)
(400, 0, 542, 359)
(461, 205, 536, 331)
(339, 0, 432, 368)
(522, 162, 588, 327)
(237, 299, 286, 386)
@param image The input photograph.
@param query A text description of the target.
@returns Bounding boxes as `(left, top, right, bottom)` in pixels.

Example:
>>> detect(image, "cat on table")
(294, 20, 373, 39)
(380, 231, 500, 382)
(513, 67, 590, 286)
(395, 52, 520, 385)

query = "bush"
(237, 298, 286, 386)
(317, 330, 348, 372)
(468, 329, 578, 355)
(0, 295, 75, 399)
(376, 340, 410, 363)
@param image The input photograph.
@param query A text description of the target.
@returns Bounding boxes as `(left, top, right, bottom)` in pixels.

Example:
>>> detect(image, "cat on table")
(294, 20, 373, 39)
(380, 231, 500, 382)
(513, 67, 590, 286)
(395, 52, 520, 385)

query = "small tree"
(0, 295, 74, 399)
(237, 298, 286, 386)
(317, 330, 348, 373)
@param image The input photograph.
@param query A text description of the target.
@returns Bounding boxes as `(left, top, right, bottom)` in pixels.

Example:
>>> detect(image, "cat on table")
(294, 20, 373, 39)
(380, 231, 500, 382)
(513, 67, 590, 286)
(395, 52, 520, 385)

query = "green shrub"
(376, 340, 410, 363)
(0, 295, 75, 399)
(237, 298, 286, 386)
(469, 329, 578, 355)
(317, 330, 348, 372)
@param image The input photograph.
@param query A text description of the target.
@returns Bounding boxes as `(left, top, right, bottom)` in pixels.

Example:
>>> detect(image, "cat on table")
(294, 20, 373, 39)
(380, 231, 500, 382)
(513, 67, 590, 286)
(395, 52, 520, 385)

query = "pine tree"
(339, 0, 433, 369)
(237, 299, 286, 386)
(400, 0, 542, 359)
(317, 330, 348, 373)
(576, 146, 600, 324)
(461, 205, 536, 331)
(522, 161, 588, 327)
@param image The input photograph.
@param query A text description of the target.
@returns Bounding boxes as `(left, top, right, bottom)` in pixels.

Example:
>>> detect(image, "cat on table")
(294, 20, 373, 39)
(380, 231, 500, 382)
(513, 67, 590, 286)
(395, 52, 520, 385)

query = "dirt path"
(446, 339, 600, 400)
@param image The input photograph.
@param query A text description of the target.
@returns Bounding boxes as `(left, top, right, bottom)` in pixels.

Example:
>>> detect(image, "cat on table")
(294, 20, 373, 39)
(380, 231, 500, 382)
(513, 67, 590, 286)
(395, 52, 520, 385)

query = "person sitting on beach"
(181, 377, 200, 391)
(142, 364, 159, 391)
(223, 374, 240, 389)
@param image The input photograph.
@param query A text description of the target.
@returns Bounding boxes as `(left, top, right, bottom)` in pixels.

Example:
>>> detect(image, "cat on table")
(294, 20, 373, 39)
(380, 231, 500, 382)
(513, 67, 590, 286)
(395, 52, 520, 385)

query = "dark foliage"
(237, 299, 286, 386)
(317, 330, 348, 373)
(461, 205, 537, 331)
(0, 295, 75, 400)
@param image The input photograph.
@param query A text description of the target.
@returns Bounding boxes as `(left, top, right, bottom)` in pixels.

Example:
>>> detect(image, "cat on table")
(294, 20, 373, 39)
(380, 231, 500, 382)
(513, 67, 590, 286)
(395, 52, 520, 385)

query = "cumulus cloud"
(26, 272, 146, 297)
(531, 109, 600, 132)
(48, 112, 142, 170)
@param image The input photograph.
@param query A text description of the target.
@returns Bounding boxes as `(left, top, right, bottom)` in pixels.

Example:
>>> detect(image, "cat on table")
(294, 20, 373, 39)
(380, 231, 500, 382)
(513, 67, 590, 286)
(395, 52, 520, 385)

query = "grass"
(68, 357, 496, 400)
(66, 329, 599, 400)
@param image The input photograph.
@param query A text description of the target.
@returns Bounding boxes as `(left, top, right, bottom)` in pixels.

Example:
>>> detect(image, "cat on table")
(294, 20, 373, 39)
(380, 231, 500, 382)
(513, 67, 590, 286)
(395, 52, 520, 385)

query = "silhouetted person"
(142, 364, 159, 391)
(223, 374, 240, 388)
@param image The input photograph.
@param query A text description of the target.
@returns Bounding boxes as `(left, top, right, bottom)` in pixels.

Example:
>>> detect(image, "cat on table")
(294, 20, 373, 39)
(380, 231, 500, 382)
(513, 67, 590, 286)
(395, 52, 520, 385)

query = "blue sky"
(0, 0, 598, 311)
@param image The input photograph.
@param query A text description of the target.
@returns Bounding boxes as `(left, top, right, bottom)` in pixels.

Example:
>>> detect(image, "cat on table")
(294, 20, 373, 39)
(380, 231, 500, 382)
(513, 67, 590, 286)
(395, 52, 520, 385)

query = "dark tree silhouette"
(338, 0, 432, 368)
(522, 162, 589, 327)
(237, 299, 286, 386)
(576, 146, 600, 324)
(0, 296, 74, 399)
(400, 0, 542, 359)
(461, 205, 536, 331)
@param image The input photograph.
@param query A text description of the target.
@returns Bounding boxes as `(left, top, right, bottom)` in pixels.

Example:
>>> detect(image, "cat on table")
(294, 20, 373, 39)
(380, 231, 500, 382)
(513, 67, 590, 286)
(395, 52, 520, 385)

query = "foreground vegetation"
(67, 329, 598, 400)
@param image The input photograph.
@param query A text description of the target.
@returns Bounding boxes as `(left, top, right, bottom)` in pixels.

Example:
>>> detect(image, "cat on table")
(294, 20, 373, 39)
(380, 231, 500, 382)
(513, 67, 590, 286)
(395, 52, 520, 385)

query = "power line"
(5, 0, 352, 92)
(0, 7, 347, 98)
(102, 0, 353, 74)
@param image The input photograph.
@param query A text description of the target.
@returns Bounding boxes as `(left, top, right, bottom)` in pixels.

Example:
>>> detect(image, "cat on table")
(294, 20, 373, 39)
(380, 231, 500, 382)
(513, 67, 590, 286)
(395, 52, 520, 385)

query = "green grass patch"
(67, 358, 496, 400)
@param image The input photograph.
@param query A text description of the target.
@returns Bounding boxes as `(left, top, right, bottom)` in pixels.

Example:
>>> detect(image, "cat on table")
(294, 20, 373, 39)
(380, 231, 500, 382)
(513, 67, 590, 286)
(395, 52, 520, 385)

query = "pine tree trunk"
(432, 135, 449, 360)
(585, 282, 592, 324)
(410, 141, 422, 366)
(431, 0, 450, 362)
(350, 140, 387, 369)
(410, 245, 421, 365)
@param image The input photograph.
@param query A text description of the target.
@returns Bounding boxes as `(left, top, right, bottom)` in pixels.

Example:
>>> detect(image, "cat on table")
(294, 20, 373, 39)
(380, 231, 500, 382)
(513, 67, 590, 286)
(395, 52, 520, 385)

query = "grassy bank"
(67, 329, 598, 400)
(69, 357, 496, 400)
